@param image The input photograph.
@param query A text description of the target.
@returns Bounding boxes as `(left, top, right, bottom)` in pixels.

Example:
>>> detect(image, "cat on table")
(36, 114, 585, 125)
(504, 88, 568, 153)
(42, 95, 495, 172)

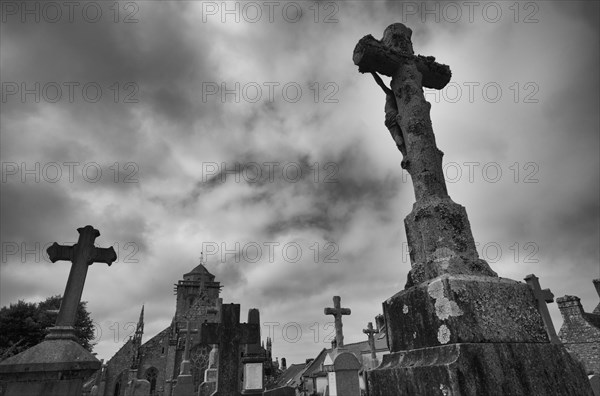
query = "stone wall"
(557, 295, 600, 375)
(138, 328, 171, 395)
(104, 339, 135, 396)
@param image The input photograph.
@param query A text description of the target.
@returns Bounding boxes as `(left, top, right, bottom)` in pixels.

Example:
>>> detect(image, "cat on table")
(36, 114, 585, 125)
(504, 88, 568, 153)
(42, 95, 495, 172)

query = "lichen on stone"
(428, 279, 463, 320)
(438, 324, 451, 344)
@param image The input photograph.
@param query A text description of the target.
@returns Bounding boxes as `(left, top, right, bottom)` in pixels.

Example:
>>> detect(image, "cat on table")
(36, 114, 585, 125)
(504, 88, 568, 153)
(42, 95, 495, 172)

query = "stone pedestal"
(173, 360, 195, 396)
(367, 274, 594, 395)
(0, 335, 100, 396)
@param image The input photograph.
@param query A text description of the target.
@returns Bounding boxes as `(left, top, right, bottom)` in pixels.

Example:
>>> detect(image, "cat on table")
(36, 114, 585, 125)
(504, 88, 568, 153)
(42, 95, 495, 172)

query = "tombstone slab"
(328, 351, 361, 396)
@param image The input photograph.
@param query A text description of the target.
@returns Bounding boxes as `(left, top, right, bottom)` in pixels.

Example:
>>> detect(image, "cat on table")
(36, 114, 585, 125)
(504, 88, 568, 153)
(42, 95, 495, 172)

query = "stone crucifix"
(324, 296, 351, 348)
(200, 303, 260, 396)
(353, 24, 497, 286)
(46, 225, 117, 339)
(524, 274, 561, 344)
(363, 322, 379, 361)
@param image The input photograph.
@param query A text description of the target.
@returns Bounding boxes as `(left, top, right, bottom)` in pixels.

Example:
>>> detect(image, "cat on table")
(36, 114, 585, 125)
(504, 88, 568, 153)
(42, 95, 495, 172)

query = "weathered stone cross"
(324, 296, 351, 348)
(179, 321, 199, 375)
(353, 24, 497, 286)
(46, 225, 117, 339)
(200, 303, 260, 396)
(363, 322, 379, 360)
(524, 274, 561, 344)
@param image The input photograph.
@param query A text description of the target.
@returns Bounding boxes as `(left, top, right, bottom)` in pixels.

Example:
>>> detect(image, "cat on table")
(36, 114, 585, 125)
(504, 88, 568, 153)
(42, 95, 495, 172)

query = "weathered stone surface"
(367, 343, 594, 396)
(404, 198, 497, 286)
(384, 274, 548, 352)
(353, 28, 451, 89)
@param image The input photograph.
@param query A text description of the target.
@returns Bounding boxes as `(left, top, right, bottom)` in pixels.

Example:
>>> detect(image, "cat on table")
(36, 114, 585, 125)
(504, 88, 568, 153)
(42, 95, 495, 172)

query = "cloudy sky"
(1, 1, 598, 364)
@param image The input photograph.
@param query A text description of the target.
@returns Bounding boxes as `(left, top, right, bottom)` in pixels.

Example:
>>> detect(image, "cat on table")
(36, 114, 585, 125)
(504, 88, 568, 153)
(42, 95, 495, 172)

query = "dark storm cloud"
(0, 182, 90, 246)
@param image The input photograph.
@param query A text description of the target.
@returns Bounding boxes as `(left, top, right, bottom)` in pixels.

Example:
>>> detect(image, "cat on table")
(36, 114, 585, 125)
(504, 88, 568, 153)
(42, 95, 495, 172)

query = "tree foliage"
(0, 295, 96, 360)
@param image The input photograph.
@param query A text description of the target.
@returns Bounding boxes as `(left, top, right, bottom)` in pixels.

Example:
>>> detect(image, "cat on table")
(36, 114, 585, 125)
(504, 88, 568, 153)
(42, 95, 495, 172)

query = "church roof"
(184, 263, 214, 278)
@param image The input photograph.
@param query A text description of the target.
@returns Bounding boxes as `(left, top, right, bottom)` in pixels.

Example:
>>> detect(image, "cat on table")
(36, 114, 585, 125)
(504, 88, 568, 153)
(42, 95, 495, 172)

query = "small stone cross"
(200, 303, 260, 396)
(46, 225, 116, 339)
(363, 322, 379, 360)
(524, 274, 560, 344)
(179, 321, 199, 375)
(324, 296, 351, 348)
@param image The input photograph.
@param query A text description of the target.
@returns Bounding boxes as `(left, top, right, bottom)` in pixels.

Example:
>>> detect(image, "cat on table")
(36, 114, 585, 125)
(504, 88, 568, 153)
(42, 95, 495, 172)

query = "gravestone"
(353, 23, 594, 395)
(173, 321, 199, 396)
(241, 309, 265, 395)
(323, 351, 361, 396)
(0, 226, 117, 396)
(323, 296, 351, 347)
(363, 322, 380, 369)
(200, 303, 260, 396)
(322, 297, 361, 396)
(125, 376, 150, 396)
(524, 274, 561, 344)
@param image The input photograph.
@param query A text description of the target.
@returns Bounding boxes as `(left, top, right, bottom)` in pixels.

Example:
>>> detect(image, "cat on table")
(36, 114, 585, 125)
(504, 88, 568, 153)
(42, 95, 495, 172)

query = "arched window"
(145, 367, 159, 395)
(190, 344, 211, 391)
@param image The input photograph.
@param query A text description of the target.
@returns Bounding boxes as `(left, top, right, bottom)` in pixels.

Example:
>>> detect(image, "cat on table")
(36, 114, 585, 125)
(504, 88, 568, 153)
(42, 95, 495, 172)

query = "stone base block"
(384, 274, 548, 352)
(172, 374, 194, 396)
(0, 339, 100, 396)
(366, 343, 594, 396)
(404, 197, 497, 286)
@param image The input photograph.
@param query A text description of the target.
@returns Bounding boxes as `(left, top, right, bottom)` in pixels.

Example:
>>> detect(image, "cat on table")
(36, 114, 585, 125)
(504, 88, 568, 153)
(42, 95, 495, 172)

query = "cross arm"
(90, 246, 117, 266)
(324, 308, 351, 315)
(540, 289, 555, 303)
(47, 243, 116, 266)
(47, 243, 73, 263)
(353, 35, 452, 90)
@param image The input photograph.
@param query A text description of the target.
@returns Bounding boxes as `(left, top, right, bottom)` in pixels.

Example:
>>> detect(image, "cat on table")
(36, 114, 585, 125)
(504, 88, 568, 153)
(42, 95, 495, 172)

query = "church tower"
(173, 253, 222, 325)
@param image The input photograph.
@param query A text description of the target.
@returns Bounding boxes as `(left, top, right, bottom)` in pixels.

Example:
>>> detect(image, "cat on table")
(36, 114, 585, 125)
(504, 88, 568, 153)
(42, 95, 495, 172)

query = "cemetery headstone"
(0, 226, 116, 396)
